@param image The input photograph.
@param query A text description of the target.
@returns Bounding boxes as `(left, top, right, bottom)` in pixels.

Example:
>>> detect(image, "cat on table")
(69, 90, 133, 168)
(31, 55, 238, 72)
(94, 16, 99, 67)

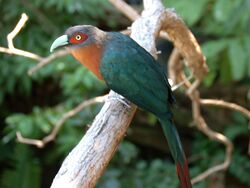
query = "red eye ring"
(69, 32, 88, 44)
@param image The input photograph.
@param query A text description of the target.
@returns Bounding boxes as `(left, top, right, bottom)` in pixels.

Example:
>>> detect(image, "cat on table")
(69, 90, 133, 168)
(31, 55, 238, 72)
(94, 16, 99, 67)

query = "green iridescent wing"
(100, 32, 173, 117)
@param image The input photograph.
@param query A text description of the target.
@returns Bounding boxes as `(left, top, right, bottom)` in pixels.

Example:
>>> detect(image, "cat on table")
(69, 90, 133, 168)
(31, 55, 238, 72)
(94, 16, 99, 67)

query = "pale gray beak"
(50, 35, 69, 52)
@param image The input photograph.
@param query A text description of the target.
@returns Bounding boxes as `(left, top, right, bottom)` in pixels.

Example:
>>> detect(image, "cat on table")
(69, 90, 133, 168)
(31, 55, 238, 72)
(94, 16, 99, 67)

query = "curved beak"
(50, 35, 69, 52)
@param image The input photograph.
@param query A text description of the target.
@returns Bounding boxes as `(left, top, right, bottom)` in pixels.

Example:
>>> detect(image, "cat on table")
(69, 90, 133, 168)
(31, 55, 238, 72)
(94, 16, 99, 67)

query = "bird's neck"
(70, 44, 104, 80)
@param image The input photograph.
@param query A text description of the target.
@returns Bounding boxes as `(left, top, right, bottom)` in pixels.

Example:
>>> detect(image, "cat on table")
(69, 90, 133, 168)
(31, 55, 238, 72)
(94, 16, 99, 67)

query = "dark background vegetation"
(0, 0, 249, 187)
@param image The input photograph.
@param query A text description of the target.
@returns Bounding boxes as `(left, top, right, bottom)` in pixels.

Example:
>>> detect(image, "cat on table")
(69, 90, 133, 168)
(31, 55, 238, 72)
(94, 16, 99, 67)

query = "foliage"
(191, 112, 249, 187)
(164, 0, 250, 85)
(97, 141, 180, 188)
(0, 144, 41, 188)
(0, 0, 249, 188)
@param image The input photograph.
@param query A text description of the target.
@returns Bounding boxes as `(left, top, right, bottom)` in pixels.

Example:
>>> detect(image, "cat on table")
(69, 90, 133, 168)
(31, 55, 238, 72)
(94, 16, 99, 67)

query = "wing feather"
(100, 33, 173, 116)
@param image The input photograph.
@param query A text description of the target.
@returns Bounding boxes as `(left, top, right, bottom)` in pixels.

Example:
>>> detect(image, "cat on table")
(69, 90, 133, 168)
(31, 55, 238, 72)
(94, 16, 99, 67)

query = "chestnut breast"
(70, 44, 104, 80)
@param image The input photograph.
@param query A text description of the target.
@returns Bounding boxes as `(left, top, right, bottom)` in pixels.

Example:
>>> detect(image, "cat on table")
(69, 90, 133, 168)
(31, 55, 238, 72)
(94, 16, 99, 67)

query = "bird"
(50, 25, 192, 188)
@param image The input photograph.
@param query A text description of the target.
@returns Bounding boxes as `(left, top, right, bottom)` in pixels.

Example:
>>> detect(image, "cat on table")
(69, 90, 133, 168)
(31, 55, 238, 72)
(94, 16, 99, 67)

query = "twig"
(7, 13, 28, 49)
(191, 115, 233, 185)
(0, 13, 42, 60)
(200, 99, 250, 156)
(200, 99, 250, 120)
(16, 95, 107, 148)
(190, 91, 233, 184)
(171, 74, 193, 91)
(28, 49, 69, 75)
(109, 0, 140, 21)
(16, 132, 44, 148)
(0, 13, 70, 75)
(168, 48, 183, 85)
(108, 0, 169, 42)
(186, 79, 201, 95)
(0, 46, 41, 60)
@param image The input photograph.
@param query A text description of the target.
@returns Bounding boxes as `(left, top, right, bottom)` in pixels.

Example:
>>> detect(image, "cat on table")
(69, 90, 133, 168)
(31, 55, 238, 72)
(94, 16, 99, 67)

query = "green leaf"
(203, 71, 216, 87)
(0, 91, 4, 105)
(118, 141, 138, 164)
(243, 36, 250, 77)
(229, 151, 250, 186)
(219, 55, 232, 84)
(228, 39, 247, 80)
(164, 0, 209, 26)
(225, 125, 248, 140)
(202, 39, 228, 59)
(214, 0, 237, 22)
(0, 145, 41, 188)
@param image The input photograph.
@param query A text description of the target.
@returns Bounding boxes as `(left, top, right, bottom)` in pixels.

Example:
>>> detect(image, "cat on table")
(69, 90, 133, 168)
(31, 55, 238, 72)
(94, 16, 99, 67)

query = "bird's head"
(50, 25, 105, 52)
(50, 25, 106, 80)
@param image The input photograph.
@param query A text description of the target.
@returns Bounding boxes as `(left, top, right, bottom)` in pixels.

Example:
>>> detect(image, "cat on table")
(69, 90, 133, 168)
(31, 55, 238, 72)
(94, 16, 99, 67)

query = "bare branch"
(200, 99, 250, 156)
(0, 13, 42, 60)
(0, 46, 42, 60)
(200, 99, 250, 120)
(16, 95, 107, 148)
(168, 48, 183, 85)
(161, 9, 208, 80)
(28, 49, 69, 75)
(191, 116, 233, 185)
(16, 132, 44, 148)
(0, 13, 71, 76)
(109, 0, 140, 21)
(189, 91, 233, 184)
(187, 79, 201, 95)
(7, 13, 28, 49)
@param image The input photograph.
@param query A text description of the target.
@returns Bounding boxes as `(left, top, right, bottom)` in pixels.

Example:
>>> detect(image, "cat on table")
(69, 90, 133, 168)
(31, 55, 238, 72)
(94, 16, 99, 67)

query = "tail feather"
(159, 118, 192, 188)
(176, 160, 192, 188)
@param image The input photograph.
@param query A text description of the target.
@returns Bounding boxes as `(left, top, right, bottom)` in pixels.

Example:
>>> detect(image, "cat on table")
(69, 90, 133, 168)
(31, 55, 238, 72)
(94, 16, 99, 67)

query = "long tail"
(159, 118, 192, 188)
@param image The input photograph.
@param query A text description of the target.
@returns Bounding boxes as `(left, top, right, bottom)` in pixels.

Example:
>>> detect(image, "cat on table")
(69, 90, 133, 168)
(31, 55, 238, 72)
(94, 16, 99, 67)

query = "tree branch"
(189, 91, 233, 184)
(161, 9, 208, 81)
(16, 95, 107, 148)
(0, 13, 42, 60)
(7, 13, 29, 49)
(109, 0, 140, 21)
(0, 12, 69, 75)
(28, 49, 69, 75)
(200, 99, 250, 119)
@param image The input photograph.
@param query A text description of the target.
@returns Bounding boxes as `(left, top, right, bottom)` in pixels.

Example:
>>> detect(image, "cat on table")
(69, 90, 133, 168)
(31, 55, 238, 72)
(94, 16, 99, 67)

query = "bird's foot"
(106, 95, 131, 108)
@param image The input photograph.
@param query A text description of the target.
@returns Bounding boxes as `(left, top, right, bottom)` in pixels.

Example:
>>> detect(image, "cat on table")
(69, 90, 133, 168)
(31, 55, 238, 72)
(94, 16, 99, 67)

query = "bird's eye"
(69, 32, 88, 44)
(75, 35, 82, 40)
